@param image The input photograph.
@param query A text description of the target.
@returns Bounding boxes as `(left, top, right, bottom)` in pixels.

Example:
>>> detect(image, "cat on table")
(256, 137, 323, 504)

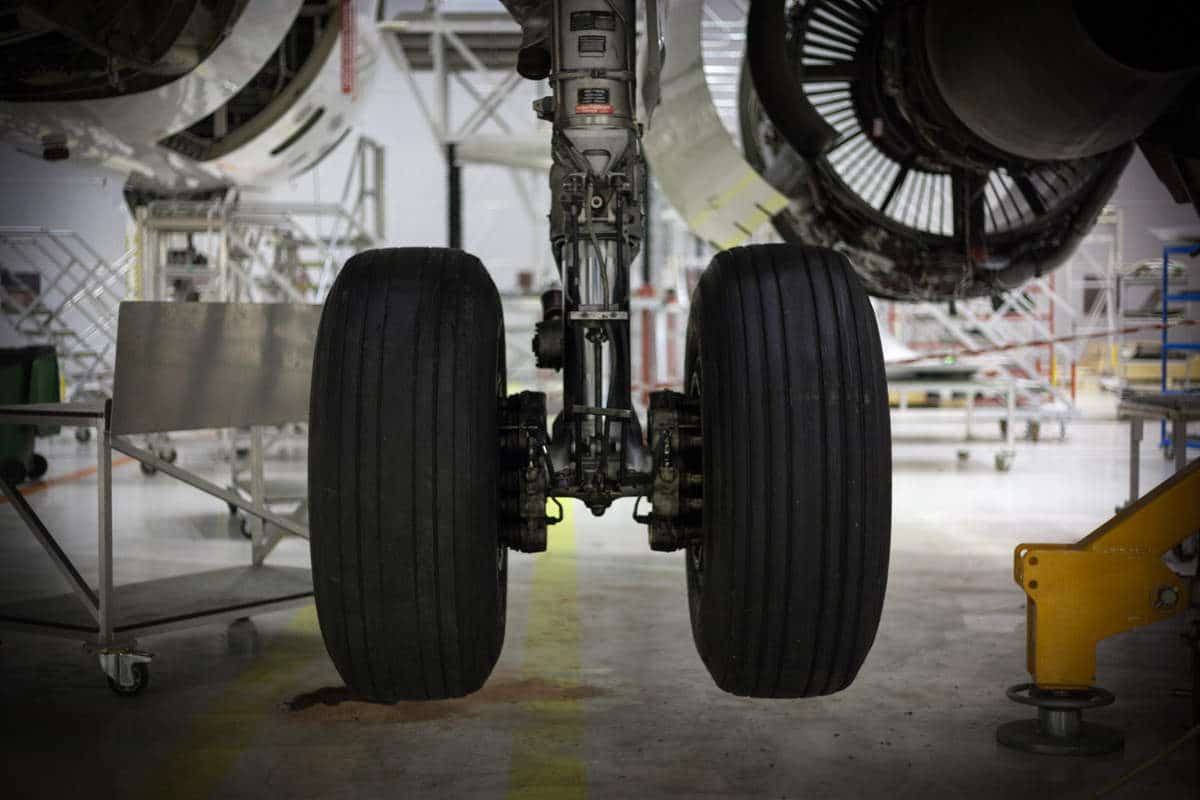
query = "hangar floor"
(0, 399, 1194, 799)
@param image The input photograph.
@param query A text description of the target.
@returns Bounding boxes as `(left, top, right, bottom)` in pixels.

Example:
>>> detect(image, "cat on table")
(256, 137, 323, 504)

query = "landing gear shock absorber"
(533, 0, 649, 517)
(518, 2, 892, 699)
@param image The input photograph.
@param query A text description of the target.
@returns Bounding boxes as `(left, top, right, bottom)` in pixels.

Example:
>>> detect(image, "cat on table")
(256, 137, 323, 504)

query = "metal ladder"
(0, 226, 132, 396)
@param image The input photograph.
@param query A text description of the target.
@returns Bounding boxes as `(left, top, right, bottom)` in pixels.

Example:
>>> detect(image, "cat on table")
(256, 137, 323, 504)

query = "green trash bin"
(29, 346, 61, 436)
(0, 345, 59, 483)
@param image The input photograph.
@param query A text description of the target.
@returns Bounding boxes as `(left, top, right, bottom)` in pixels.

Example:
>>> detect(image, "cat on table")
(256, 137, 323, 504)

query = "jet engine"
(741, 0, 1200, 300)
(0, 0, 377, 195)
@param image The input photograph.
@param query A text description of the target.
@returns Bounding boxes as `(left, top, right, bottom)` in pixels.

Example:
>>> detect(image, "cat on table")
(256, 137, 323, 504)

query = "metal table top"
(1118, 392, 1200, 418)
(0, 401, 107, 426)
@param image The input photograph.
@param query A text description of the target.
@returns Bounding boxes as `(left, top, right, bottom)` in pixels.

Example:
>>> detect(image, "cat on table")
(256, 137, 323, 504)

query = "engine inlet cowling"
(741, 0, 1199, 300)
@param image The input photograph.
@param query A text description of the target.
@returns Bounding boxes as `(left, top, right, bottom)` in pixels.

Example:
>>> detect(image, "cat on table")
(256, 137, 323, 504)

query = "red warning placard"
(340, 0, 355, 94)
(576, 87, 612, 115)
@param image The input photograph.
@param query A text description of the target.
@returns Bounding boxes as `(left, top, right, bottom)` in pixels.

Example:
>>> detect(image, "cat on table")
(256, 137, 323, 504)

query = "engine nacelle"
(0, 0, 378, 196)
(742, 0, 1200, 300)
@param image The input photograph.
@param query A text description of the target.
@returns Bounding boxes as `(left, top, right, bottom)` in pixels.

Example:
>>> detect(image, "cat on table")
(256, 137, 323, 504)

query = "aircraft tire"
(309, 247, 508, 702)
(684, 243, 891, 697)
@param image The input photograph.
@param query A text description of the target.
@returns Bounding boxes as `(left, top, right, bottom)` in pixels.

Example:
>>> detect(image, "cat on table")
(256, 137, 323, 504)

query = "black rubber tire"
(74, 428, 91, 444)
(684, 244, 891, 698)
(309, 247, 508, 703)
(107, 662, 149, 697)
(27, 453, 47, 481)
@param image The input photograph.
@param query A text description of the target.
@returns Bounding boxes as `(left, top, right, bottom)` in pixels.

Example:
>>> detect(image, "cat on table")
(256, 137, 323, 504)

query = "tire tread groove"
(686, 243, 889, 698)
(309, 247, 506, 702)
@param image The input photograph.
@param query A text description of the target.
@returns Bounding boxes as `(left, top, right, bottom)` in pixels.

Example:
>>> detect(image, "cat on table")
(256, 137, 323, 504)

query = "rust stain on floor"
(286, 676, 605, 723)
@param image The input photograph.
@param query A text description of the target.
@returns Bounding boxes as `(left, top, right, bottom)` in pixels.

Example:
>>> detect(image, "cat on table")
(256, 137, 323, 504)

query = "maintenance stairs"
(0, 227, 132, 396)
(138, 139, 385, 304)
(886, 269, 1087, 422)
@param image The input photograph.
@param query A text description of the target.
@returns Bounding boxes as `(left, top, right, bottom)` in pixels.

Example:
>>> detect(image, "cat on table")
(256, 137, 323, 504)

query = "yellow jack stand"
(997, 458, 1200, 755)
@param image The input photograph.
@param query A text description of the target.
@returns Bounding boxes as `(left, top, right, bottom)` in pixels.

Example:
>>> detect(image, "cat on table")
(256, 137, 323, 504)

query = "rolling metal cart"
(890, 377, 1021, 471)
(0, 302, 319, 695)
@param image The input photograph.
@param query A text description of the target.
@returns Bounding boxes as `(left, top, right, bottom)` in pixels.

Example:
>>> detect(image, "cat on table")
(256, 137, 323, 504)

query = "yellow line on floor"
(508, 499, 586, 800)
(135, 605, 321, 800)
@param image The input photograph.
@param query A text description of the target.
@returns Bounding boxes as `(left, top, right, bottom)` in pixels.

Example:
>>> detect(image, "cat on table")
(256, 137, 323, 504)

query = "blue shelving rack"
(1160, 242, 1200, 454)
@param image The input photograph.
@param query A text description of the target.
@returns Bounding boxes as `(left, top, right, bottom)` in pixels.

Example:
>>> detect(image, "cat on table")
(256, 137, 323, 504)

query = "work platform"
(0, 302, 318, 694)
(0, 564, 311, 642)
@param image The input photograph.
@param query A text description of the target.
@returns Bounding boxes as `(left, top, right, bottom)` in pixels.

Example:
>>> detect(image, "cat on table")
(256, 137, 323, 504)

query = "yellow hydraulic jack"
(997, 458, 1200, 756)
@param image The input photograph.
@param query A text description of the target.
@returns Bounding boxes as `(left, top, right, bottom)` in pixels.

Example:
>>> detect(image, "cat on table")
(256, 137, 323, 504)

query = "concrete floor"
(0, 394, 1195, 799)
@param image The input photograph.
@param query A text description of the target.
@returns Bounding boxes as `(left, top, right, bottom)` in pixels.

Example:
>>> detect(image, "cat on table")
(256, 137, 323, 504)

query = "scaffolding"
(131, 136, 386, 503)
(136, 137, 385, 305)
(1063, 207, 1122, 375)
(0, 227, 133, 398)
(377, 4, 549, 278)
(0, 137, 384, 406)
(883, 265, 1083, 436)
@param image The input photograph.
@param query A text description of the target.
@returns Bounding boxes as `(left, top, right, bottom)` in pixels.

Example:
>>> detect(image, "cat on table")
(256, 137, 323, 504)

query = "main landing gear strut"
(308, 0, 891, 702)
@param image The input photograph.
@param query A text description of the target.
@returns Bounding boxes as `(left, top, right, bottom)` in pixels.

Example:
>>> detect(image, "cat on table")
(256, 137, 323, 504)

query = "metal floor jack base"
(996, 683, 1124, 756)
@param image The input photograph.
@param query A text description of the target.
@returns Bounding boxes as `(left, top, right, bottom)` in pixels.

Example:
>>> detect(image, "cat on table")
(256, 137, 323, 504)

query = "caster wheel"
(999, 419, 1008, 439)
(162, 447, 178, 464)
(75, 428, 91, 444)
(1026, 421, 1040, 442)
(995, 452, 1014, 472)
(684, 244, 890, 698)
(26, 453, 48, 481)
(228, 502, 239, 516)
(309, 247, 508, 702)
(140, 462, 157, 476)
(107, 662, 150, 697)
(240, 517, 252, 539)
(956, 449, 970, 463)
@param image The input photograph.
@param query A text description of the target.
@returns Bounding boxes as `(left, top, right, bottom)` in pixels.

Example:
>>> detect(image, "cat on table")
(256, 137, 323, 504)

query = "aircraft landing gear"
(308, 0, 891, 703)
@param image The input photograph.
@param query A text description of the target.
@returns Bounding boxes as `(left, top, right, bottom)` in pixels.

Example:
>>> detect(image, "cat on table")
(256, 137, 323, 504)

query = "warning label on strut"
(575, 87, 613, 115)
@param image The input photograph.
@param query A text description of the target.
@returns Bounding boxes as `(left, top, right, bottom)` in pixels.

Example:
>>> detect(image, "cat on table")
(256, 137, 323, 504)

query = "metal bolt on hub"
(1155, 585, 1181, 610)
